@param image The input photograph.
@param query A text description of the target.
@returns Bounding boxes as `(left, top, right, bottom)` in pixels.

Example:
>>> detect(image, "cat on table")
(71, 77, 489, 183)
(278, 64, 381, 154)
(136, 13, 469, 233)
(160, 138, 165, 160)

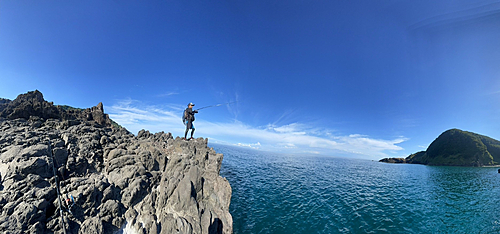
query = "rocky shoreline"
(0, 91, 232, 234)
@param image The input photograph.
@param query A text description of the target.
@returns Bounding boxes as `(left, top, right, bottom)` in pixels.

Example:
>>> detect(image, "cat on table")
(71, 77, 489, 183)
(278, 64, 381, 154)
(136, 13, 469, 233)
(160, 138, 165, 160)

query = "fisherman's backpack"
(182, 109, 195, 122)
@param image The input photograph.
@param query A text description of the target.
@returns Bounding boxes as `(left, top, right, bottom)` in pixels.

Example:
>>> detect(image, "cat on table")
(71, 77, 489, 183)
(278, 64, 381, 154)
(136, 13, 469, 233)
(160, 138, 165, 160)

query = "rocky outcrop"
(0, 90, 60, 120)
(380, 129, 500, 167)
(0, 98, 10, 107)
(378, 157, 406, 164)
(0, 90, 113, 127)
(0, 91, 232, 234)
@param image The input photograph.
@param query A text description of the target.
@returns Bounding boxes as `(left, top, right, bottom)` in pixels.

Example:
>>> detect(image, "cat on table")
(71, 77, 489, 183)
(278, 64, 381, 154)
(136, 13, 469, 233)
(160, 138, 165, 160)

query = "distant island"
(380, 129, 500, 167)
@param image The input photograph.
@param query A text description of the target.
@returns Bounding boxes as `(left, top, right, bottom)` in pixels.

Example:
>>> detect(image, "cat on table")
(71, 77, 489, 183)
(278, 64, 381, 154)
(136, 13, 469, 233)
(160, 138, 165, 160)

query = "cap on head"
(188, 102, 195, 107)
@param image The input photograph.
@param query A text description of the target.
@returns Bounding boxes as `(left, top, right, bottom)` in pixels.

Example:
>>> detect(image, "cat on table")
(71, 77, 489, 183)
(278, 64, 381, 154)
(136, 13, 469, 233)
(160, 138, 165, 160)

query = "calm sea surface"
(212, 144, 500, 234)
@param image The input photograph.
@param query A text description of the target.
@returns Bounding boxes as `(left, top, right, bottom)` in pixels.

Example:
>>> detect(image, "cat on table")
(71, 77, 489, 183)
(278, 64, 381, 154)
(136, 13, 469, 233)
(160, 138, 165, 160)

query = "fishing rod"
(195, 101, 238, 111)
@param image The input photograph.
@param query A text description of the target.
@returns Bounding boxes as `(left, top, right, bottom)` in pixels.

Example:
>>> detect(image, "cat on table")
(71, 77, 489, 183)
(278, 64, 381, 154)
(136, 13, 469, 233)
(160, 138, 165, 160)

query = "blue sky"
(1, 0, 500, 160)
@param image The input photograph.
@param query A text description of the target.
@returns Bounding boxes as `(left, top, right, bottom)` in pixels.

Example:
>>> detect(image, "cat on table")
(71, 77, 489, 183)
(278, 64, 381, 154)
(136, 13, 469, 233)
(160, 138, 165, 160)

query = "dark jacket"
(184, 108, 197, 122)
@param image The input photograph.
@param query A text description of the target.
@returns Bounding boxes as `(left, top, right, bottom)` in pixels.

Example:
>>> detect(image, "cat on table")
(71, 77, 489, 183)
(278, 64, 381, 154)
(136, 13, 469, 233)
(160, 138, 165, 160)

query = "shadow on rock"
(209, 218, 223, 234)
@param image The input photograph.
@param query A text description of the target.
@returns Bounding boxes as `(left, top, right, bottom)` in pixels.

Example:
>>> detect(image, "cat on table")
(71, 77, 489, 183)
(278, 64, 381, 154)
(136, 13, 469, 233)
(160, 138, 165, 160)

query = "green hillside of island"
(380, 129, 500, 167)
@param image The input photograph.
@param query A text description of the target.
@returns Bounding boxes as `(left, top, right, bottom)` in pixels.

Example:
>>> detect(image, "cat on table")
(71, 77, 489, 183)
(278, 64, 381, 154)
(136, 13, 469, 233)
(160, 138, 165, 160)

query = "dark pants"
(185, 121, 195, 138)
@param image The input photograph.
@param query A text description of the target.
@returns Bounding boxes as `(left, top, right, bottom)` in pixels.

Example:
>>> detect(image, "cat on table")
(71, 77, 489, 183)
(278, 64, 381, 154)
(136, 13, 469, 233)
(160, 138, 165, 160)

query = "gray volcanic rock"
(0, 90, 113, 127)
(0, 98, 10, 112)
(0, 91, 232, 234)
(0, 90, 60, 120)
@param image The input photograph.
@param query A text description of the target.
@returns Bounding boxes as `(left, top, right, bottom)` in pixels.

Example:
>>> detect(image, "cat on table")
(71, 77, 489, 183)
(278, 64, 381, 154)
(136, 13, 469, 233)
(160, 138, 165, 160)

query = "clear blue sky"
(2, 0, 500, 159)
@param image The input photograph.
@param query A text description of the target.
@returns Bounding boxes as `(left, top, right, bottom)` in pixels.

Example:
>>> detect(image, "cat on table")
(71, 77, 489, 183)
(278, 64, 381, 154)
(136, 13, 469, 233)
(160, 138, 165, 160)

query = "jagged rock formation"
(0, 90, 115, 127)
(380, 129, 500, 167)
(0, 90, 60, 120)
(0, 91, 232, 234)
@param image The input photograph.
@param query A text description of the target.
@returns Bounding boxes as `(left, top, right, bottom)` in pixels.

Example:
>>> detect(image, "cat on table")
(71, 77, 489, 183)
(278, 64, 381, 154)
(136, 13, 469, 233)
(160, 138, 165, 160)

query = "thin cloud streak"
(107, 100, 407, 159)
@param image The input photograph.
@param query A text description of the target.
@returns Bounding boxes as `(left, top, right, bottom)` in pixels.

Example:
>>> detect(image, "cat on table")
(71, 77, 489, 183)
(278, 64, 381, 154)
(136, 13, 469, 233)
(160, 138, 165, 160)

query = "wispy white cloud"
(271, 123, 307, 135)
(156, 88, 184, 98)
(107, 99, 407, 159)
(234, 142, 261, 149)
(157, 92, 179, 97)
(486, 90, 500, 96)
(108, 99, 186, 134)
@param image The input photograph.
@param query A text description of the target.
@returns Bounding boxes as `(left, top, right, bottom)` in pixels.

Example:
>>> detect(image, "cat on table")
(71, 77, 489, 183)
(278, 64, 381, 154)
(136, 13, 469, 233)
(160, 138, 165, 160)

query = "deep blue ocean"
(212, 144, 500, 234)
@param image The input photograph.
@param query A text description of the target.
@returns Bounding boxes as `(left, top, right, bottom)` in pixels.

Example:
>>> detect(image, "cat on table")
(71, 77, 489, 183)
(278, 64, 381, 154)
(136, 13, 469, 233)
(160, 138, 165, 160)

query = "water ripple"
(215, 145, 500, 234)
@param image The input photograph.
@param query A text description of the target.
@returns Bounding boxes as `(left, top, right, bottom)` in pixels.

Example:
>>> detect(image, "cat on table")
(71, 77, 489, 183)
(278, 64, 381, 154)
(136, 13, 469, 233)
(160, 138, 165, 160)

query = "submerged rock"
(0, 91, 232, 234)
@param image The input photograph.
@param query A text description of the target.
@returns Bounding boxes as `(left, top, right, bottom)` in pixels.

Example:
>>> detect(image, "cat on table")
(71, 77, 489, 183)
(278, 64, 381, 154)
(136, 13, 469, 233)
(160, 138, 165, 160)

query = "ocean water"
(213, 144, 500, 234)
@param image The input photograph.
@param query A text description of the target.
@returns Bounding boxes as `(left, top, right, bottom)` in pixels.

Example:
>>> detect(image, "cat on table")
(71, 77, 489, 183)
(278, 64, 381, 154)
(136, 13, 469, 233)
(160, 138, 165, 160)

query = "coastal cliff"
(380, 129, 500, 167)
(0, 90, 232, 234)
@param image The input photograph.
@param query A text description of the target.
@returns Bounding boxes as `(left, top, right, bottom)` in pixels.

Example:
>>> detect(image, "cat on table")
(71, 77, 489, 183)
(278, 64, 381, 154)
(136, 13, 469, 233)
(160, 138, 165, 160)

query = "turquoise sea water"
(213, 144, 500, 234)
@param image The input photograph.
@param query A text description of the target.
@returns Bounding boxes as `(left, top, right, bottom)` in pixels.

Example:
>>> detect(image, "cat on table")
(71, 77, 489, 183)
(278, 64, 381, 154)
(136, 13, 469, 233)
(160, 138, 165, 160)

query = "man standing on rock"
(183, 102, 198, 140)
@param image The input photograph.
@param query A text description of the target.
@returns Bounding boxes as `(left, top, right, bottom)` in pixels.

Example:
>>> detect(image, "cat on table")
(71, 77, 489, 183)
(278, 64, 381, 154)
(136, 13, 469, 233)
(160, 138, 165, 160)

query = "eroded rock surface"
(0, 91, 232, 234)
